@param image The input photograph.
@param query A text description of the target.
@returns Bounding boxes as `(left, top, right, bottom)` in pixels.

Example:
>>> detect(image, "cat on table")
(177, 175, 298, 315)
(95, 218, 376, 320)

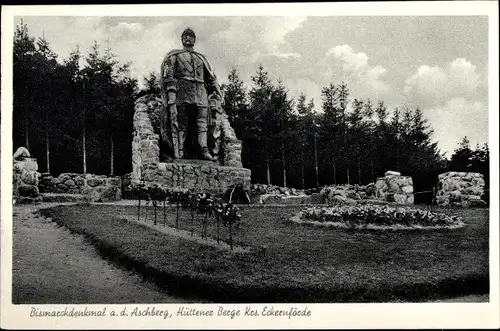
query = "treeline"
(213, 66, 449, 203)
(13, 22, 489, 204)
(13, 21, 137, 176)
(217, 66, 489, 203)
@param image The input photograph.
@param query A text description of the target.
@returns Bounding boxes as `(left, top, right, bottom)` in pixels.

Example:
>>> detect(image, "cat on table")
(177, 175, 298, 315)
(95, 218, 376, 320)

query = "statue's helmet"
(181, 28, 196, 44)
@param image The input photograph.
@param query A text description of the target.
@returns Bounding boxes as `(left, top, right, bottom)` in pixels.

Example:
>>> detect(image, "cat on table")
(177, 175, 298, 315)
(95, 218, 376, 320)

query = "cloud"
(424, 97, 488, 155)
(110, 22, 144, 39)
(403, 58, 481, 107)
(325, 45, 390, 97)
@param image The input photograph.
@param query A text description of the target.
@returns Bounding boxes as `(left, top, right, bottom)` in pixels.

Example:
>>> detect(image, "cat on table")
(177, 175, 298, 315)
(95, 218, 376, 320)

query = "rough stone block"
(18, 184, 39, 197)
(21, 171, 39, 186)
(64, 179, 76, 187)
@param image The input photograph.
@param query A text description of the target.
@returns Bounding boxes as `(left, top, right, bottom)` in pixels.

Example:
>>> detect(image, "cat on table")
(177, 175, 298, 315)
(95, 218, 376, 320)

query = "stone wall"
(436, 171, 486, 207)
(251, 184, 306, 196)
(39, 173, 122, 202)
(252, 183, 377, 205)
(132, 94, 251, 192)
(13, 147, 41, 203)
(375, 171, 414, 205)
(320, 183, 377, 204)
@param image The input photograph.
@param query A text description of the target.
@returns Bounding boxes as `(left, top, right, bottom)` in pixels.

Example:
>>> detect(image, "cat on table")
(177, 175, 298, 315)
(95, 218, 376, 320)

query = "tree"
(450, 136, 474, 170)
(319, 83, 340, 185)
(347, 98, 365, 184)
(221, 68, 247, 128)
(270, 79, 295, 187)
(246, 65, 274, 184)
(143, 71, 161, 95)
(13, 20, 37, 151)
(336, 82, 350, 184)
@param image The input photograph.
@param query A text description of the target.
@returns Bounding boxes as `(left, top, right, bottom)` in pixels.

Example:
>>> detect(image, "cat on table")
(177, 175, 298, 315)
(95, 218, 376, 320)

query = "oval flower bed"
(291, 205, 465, 230)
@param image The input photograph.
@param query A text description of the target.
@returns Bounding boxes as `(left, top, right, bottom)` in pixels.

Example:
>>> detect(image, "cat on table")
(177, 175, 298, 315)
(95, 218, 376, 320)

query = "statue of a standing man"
(160, 28, 222, 161)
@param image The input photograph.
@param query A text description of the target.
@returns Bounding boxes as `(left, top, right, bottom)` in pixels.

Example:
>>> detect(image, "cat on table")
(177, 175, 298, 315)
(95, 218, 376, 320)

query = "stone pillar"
(13, 147, 41, 203)
(375, 171, 414, 205)
(436, 171, 486, 207)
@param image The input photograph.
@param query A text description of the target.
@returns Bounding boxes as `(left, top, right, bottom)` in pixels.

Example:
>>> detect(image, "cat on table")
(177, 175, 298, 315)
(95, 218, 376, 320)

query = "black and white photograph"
(1, 2, 499, 329)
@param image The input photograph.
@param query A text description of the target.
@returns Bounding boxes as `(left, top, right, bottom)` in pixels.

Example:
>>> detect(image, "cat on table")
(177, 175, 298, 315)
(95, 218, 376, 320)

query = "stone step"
(41, 193, 86, 203)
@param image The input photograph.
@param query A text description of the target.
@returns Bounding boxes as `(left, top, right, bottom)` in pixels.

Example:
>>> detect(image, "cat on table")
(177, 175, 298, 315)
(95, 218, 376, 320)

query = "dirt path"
(12, 204, 195, 304)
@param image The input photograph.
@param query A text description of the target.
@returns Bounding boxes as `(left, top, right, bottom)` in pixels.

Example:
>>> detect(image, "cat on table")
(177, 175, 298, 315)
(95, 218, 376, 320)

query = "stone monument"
(131, 28, 251, 193)
(435, 171, 486, 207)
(375, 170, 414, 205)
(13, 147, 42, 203)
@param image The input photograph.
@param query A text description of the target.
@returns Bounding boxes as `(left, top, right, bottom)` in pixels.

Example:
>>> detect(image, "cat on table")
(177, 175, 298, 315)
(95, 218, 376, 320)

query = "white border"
(1, 2, 499, 329)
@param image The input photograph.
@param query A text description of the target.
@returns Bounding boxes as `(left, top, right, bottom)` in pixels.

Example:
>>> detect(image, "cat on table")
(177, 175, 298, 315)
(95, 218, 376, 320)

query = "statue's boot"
(198, 131, 217, 162)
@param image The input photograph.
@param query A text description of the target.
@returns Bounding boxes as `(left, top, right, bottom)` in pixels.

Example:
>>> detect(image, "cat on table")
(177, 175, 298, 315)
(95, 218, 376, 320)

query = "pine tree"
(320, 83, 340, 184)
(247, 65, 274, 184)
(222, 68, 247, 127)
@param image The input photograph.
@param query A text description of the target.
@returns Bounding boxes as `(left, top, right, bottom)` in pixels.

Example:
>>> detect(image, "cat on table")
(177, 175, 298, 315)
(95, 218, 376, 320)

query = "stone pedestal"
(375, 172, 414, 205)
(133, 160, 251, 194)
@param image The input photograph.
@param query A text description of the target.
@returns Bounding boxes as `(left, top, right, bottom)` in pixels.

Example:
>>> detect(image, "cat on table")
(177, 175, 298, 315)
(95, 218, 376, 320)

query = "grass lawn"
(40, 204, 489, 303)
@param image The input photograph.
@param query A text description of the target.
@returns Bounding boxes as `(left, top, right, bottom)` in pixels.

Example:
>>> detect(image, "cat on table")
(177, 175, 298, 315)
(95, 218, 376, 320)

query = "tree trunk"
(281, 140, 286, 187)
(25, 119, 30, 151)
(45, 113, 50, 174)
(313, 133, 319, 187)
(82, 81, 87, 175)
(332, 158, 337, 185)
(371, 160, 375, 183)
(266, 156, 271, 185)
(110, 136, 114, 175)
(82, 108, 87, 175)
(358, 157, 362, 185)
(346, 167, 351, 185)
(301, 148, 305, 189)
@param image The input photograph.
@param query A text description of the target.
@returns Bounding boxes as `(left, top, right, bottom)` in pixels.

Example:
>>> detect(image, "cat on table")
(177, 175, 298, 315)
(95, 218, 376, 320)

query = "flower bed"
(292, 205, 464, 230)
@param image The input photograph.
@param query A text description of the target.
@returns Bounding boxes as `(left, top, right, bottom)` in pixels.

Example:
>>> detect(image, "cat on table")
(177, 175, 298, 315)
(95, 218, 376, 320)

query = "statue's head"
(181, 28, 196, 48)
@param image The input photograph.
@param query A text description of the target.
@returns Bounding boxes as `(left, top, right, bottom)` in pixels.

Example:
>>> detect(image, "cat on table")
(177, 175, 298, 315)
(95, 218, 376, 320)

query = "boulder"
(64, 179, 76, 188)
(82, 186, 101, 202)
(385, 170, 401, 176)
(100, 186, 122, 202)
(86, 176, 106, 187)
(23, 158, 38, 171)
(21, 171, 39, 186)
(14, 147, 30, 160)
(18, 185, 39, 197)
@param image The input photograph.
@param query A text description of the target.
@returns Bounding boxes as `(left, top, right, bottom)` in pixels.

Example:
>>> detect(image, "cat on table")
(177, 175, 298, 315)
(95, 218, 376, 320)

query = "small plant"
(218, 203, 242, 250)
(148, 184, 166, 226)
(226, 183, 251, 204)
(135, 182, 150, 221)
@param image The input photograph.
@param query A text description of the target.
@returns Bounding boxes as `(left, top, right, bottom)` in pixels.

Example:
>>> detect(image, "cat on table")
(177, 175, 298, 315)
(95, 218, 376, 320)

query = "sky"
(14, 15, 489, 157)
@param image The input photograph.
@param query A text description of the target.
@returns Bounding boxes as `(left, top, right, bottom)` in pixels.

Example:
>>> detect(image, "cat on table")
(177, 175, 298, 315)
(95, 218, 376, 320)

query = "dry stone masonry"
(13, 147, 41, 203)
(39, 173, 122, 202)
(436, 171, 486, 207)
(375, 171, 414, 205)
(320, 183, 377, 204)
(132, 94, 251, 193)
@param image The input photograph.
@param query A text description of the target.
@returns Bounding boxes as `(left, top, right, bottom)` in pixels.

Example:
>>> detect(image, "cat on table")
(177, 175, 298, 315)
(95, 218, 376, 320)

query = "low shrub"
(133, 182, 242, 248)
(297, 205, 463, 229)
